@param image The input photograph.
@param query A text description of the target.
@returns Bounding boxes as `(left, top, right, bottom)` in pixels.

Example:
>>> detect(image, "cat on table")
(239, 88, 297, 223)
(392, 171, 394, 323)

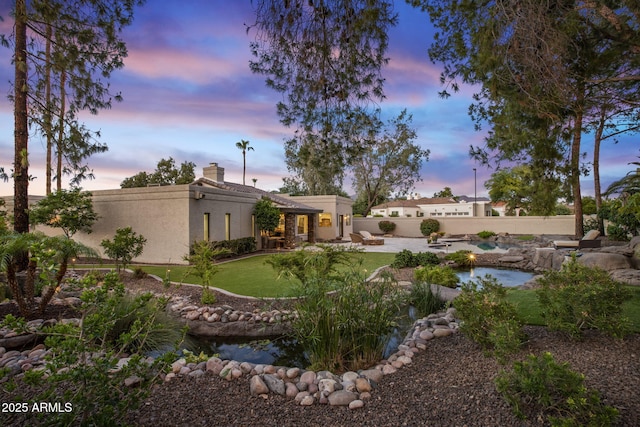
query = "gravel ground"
(3, 254, 640, 426)
(126, 327, 640, 427)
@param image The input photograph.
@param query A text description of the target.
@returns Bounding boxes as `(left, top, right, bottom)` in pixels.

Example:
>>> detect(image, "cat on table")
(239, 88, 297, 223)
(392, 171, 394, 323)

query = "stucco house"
(371, 196, 492, 218)
(3, 162, 353, 264)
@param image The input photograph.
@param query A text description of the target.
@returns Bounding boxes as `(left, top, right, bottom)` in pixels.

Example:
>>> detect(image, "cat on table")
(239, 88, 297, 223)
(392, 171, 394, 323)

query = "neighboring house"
(370, 199, 424, 218)
(3, 162, 356, 264)
(371, 196, 492, 218)
(492, 201, 507, 216)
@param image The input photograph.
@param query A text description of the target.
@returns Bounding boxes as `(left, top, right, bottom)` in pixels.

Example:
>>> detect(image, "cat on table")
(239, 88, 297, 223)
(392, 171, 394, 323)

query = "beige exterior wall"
(354, 215, 575, 237)
(283, 195, 354, 241)
(5, 184, 261, 265)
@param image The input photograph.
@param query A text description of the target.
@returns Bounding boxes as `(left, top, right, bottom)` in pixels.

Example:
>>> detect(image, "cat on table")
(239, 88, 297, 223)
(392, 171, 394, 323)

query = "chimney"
(203, 162, 224, 183)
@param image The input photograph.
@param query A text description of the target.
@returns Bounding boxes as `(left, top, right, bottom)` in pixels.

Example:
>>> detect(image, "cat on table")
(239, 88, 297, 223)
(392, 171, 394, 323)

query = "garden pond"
(172, 267, 534, 368)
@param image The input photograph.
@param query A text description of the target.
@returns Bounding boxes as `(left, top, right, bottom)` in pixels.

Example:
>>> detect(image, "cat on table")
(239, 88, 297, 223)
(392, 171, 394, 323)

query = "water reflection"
(456, 267, 534, 287)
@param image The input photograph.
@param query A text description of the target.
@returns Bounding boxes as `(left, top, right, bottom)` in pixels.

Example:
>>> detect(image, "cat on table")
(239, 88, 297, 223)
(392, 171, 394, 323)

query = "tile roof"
(193, 177, 322, 213)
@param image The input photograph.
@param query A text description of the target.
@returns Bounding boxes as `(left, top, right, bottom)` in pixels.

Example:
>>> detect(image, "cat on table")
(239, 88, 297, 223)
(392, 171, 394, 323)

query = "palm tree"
(235, 139, 254, 186)
(604, 153, 640, 197)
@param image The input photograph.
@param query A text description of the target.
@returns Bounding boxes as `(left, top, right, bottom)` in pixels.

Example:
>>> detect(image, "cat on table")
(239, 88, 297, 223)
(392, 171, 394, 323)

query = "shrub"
(211, 237, 256, 257)
(477, 230, 496, 239)
(378, 220, 396, 234)
(2, 272, 182, 426)
(454, 276, 524, 362)
(268, 244, 360, 286)
(420, 218, 440, 236)
(495, 352, 619, 425)
(0, 232, 97, 317)
(407, 282, 447, 317)
(444, 250, 476, 267)
(606, 223, 630, 241)
(414, 265, 460, 288)
(535, 256, 631, 338)
(100, 227, 147, 272)
(280, 247, 403, 372)
(391, 249, 439, 269)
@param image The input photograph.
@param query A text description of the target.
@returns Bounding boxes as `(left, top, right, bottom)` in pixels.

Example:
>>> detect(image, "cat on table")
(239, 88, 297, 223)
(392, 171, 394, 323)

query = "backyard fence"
(354, 216, 576, 237)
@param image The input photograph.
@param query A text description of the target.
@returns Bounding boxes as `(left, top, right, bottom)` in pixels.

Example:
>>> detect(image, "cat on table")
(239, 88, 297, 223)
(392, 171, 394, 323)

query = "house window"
(275, 214, 285, 235)
(225, 213, 231, 240)
(345, 214, 351, 226)
(297, 215, 308, 234)
(251, 214, 256, 238)
(319, 213, 332, 227)
(204, 213, 210, 241)
(390, 211, 399, 217)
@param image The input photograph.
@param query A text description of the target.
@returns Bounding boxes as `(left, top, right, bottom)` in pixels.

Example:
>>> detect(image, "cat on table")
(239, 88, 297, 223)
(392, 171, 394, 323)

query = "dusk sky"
(0, 1, 636, 199)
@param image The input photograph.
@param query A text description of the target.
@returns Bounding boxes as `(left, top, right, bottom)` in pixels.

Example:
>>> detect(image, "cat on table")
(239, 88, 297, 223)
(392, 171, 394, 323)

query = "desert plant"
(2, 272, 182, 426)
(495, 352, 619, 425)
(477, 230, 496, 239)
(378, 220, 396, 234)
(414, 265, 460, 288)
(420, 218, 440, 236)
(536, 256, 631, 338)
(444, 250, 476, 267)
(100, 227, 147, 272)
(267, 244, 360, 286)
(0, 232, 97, 317)
(454, 276, 525, 362)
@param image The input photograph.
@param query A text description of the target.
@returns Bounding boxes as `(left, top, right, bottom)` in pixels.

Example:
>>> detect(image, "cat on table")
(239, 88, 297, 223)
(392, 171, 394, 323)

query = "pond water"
(455, 266, 535, 287)
(182, 306, 420, 369)
(172, 268, 534, 368)
(468, 240, 522, 251)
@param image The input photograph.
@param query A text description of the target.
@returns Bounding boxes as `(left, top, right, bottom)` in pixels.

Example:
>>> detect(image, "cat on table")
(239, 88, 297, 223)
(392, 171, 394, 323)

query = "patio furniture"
(349, 233, 365, 244)
(359, 230, 385, 245)
(553, 229, 601, 249)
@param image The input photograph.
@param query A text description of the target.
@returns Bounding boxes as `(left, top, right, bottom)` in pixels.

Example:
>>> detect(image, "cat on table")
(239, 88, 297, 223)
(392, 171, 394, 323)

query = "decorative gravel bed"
(2, 254, 639, 426)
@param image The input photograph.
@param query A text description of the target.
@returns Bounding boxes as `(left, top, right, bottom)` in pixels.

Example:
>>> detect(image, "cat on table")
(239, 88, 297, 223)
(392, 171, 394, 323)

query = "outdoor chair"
(553, 229, 601, 249)
(349, 233, 365, 245)
(359, 230, 385, 245)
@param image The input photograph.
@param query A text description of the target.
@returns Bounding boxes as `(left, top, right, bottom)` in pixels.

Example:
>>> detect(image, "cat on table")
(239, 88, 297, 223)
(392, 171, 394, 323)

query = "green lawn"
(91, 252, 640, 333)
(506, 286, 640, 333)
(135, 252, 396, 298)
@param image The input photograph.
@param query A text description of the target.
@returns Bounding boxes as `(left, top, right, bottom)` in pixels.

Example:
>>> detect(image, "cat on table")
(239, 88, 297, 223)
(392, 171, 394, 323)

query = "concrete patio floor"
(333, 236, 510, 255)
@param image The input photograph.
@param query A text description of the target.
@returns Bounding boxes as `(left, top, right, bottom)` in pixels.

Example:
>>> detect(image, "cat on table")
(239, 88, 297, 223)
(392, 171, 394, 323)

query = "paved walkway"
(329, 237, 510, 255)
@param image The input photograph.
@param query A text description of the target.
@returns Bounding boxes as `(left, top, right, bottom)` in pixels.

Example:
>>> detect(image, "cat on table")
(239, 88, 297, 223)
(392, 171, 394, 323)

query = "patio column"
(307, 213, 316, 244)
(284, 213, 296, 248)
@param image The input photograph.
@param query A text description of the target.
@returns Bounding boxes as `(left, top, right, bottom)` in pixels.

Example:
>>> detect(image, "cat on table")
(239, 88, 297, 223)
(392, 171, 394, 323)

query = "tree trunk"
(56, 70, 67, 192)
(45, 23, 53, 195)
(571, 98, 585, 238)
(593, 109, 605, 236)
(13, 0, 29, 235)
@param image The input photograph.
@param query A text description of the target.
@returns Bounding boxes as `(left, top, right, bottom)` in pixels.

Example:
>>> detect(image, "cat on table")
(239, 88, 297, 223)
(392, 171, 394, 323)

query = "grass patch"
(132, 252, 395, 298)
(507, 286, 640, 333)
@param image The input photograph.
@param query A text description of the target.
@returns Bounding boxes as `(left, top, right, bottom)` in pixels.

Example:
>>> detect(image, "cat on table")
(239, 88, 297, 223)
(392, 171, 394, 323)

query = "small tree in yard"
(101, 227, 146, 272)
(29, 188, 98, 238)
(254, 198, 280, 236)
(184, 240, 230, 305)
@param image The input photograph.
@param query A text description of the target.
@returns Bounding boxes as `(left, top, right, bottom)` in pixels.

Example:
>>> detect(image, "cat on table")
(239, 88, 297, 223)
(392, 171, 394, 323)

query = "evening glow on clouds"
(0, 0, 636, 199)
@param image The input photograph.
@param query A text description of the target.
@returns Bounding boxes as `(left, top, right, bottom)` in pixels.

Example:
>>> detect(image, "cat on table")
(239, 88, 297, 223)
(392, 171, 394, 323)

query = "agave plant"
(0, 231, 97, 317)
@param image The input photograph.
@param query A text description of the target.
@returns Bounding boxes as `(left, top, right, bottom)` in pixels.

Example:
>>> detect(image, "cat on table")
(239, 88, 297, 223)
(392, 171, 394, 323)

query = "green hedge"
(210, 237, 257, 258)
